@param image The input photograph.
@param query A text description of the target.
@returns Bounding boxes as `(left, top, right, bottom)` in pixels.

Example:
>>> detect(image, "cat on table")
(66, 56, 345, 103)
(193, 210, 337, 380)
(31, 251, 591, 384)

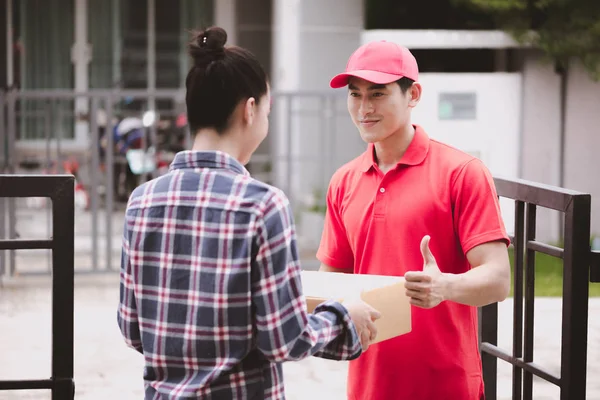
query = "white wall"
(411, 73, 522, 237)
(564, 61, 600, 238)
(520, 53, 600, 241)
(413, 73, 521, 179)
(519, 51, 562, 242)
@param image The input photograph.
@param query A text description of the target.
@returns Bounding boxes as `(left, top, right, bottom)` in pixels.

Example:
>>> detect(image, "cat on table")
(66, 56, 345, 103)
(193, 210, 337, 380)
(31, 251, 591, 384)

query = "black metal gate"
(480, 177, 600, 400)
(0, 175, 75, 399)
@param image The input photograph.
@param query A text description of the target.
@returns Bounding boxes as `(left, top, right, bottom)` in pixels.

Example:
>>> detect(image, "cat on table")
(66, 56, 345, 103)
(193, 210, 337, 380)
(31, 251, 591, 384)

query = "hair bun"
(199, 26, 227, 50)
(189, 26, 227, 66)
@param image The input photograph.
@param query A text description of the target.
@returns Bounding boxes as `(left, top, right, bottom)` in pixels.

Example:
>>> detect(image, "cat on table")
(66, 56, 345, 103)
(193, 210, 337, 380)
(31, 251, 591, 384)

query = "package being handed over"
(300, 270, 411, 344)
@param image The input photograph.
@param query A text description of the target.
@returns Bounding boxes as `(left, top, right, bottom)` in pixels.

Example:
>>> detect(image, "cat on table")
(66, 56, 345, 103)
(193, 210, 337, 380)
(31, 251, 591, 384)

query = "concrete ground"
(0, 274, 599, 400)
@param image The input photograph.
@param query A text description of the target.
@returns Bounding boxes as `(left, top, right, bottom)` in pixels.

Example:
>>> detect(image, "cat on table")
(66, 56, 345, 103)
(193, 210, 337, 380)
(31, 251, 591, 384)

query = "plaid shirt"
(118, 150, 361, 400)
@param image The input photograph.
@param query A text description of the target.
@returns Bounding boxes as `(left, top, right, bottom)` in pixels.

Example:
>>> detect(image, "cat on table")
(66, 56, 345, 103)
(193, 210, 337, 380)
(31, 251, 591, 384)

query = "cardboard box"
(300, 270, 412, 344)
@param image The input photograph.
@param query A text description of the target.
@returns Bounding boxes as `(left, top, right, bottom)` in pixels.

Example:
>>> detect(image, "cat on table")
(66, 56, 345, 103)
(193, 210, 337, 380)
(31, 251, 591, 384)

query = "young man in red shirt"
(317, 41, 511, 399)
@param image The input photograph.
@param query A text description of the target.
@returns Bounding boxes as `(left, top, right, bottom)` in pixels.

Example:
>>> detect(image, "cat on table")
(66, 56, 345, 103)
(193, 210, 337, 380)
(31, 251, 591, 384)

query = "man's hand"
(404, 235, 449, 309)
(344, 301, 381, 352)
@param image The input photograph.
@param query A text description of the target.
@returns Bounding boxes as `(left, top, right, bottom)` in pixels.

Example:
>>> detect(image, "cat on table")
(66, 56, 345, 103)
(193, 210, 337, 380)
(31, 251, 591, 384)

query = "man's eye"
(349, 92, 359, 97)
(373, 92, 384, 97)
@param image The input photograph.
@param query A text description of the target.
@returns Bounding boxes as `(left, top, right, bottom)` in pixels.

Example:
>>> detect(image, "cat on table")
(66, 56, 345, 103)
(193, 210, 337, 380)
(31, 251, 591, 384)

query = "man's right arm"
(316, 178, 356, 273)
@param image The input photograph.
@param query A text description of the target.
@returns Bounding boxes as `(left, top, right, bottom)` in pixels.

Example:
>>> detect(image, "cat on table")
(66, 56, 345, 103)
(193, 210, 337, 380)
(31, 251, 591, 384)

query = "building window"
(438, 92, 477, 120)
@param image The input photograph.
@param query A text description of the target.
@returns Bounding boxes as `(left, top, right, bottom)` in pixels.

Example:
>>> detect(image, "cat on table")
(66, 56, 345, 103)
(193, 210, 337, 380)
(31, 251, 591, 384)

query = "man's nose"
(359, 98, 374, 115)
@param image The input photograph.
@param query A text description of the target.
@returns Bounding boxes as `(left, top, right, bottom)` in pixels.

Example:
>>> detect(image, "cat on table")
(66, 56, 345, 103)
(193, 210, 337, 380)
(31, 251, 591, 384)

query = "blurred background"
(2, 0, 600, 275)
(1, 0, 600, 399)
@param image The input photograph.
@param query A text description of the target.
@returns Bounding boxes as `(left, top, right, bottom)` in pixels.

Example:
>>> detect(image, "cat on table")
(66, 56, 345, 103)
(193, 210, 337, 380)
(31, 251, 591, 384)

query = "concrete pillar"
(73, 0, 90, 144)
(215, 0, 237, 46)
(147, 0, 156, 95)
(272, 0, 300, 92)
(271, 0, 365, 208)
(111, 0, 121, 87)
(6, 0, 13, 87)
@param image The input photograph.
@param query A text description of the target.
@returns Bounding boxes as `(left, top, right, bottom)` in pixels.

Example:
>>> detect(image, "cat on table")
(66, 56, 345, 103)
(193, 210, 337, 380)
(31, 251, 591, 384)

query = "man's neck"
(373, 124, 415, 173)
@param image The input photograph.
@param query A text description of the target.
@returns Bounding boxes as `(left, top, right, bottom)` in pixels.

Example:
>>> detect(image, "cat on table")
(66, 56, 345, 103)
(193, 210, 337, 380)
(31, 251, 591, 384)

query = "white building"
(4, 0, 600, 242)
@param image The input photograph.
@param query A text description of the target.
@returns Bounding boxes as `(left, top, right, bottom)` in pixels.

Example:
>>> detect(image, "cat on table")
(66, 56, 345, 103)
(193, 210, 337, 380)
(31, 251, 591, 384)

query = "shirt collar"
(169, 150, 250, 176)
(359, 125, 430, 172)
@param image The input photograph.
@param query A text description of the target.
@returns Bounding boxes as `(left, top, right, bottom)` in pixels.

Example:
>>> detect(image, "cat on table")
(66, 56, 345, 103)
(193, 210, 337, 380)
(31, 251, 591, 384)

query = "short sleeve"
(316, 178, 355, 270)
(452, 158, 511, 254)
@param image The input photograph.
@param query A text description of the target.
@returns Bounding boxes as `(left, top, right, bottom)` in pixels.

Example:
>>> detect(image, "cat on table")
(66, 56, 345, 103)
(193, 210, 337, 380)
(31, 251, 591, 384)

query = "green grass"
(508, 248, 600, 297)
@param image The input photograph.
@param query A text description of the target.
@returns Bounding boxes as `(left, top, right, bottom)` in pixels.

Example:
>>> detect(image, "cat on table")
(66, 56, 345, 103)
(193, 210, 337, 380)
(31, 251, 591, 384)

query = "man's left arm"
(405, 236, 510, 308)
(449, 240, 511, 306)
(445, 241, 510, 307)
(405, 158, 511, 308)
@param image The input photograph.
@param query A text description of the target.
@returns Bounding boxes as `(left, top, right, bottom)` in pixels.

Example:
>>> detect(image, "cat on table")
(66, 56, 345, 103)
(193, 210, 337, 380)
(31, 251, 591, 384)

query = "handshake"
(344, 301, 381, 352)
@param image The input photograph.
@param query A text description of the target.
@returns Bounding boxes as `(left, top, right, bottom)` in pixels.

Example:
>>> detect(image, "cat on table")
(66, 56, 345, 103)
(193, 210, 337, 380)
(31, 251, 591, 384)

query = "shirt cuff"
(312, 301, 362, 361)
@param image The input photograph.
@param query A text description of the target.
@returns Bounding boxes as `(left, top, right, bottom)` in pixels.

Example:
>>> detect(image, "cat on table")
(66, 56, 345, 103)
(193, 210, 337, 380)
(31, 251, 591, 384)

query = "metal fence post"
(184, 125, 191, 149)
(105, 96, 114, 270)
(560, 193, 591, 400)
(45, 101, 53, 270)
(286, 95, 293, 205)
(319, 95, 327, 191)
(56, 100, 63, 162)
(7, 89, 17, 275)
(0, 90, 5, 277)
(89, 96, 100, 270)
(523, 203, 537, 398)
(480, 302, 498, 400)
(0, 175, 75, 398)
(51, 176, 75, 400)
(512, 201, 526, 400)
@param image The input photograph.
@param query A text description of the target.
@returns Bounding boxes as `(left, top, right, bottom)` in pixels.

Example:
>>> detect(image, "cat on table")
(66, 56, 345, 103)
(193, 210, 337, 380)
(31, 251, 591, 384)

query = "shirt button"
(379, 188, 386, 193)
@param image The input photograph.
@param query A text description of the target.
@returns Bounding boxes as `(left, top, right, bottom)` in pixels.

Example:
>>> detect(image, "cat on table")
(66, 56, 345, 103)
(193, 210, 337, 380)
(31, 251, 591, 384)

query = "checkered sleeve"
(117, 214, 143, 354)
(251, 190, 362, 362)
(310, 301, 362, 361)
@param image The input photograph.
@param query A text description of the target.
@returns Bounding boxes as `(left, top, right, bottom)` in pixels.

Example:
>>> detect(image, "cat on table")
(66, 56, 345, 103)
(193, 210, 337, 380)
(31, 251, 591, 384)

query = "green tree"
(452, 0, 600, 79)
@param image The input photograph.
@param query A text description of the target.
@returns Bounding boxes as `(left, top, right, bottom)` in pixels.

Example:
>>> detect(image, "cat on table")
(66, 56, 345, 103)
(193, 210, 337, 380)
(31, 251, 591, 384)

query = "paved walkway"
(1, 274, 599, 400)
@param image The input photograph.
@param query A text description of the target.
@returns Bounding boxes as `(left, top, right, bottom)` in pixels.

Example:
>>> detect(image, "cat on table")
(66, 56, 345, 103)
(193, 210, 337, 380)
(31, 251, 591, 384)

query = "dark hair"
(185, 27, 268, 133)
(397, 77, 415, 94)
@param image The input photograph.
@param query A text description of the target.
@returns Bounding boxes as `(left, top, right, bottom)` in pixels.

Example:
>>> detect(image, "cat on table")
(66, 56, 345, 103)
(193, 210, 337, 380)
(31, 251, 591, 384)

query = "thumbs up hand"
(404, 235, 449, 309)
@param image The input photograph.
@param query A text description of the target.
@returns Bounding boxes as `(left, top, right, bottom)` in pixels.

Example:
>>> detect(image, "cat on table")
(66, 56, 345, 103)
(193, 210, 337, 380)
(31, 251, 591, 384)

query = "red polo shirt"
(317, 125, 509, 400)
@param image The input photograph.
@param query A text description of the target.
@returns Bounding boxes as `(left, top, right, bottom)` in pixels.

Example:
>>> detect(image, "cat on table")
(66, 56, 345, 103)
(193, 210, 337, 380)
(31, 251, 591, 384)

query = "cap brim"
(329, 70, 405, 89)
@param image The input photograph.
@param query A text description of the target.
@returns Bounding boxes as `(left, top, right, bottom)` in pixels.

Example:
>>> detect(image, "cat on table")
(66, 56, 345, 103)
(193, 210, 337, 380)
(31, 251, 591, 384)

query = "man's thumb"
(420, 235, 436, 267)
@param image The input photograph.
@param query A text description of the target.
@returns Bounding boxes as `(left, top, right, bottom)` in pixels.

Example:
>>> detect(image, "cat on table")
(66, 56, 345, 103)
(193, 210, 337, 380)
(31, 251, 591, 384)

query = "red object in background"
(62, 158, 90, 210)
(62, 159, 79, 175)
(176, 113, 187, 128)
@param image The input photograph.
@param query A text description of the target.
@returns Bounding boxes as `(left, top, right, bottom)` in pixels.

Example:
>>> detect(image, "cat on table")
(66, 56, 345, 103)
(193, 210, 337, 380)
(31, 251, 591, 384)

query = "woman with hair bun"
(117, 26, 380, 399)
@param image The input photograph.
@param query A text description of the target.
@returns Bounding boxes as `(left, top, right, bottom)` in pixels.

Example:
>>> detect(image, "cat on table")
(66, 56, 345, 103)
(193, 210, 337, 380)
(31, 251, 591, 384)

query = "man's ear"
(408, 82, 422, 108)
(243, 97, 256, 125)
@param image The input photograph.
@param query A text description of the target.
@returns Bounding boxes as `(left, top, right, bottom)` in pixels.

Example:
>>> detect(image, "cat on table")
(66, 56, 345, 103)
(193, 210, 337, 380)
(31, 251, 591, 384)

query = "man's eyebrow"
(348, 83, 388, 91)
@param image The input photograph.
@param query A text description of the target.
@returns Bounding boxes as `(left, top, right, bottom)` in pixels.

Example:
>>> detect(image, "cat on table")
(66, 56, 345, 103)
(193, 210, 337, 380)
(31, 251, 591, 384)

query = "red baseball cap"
(330, 41, 419, 88)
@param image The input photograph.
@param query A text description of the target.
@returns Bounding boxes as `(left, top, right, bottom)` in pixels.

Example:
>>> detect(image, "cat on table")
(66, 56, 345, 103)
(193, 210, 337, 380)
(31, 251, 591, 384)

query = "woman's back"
(121, 150, 291, 398)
